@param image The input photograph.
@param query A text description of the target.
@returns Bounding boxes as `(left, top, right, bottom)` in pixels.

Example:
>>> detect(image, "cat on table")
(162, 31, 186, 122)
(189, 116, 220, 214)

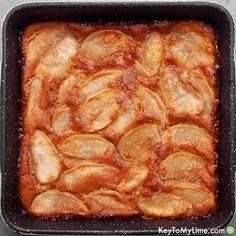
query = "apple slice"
(77, 89, 120, 132)
(160, 66, 204, 115)
(181, 69, 215, 115)
(59, 134, 115, 159)
(57, 71, 86, 105)
(79, 69, 123, 100)
(58, 161, 119, 193)
(167, 23, 215, 69)
(81, 30, 135, 58)
(135, 31, 163, 76)
(136, 85, 166, 124)
(84, 189, 137, 216)
(36, 35, 78, 78)
(168, 183, 215, 208)
(25, 26, 65, 67)
(118, 124, 161, 161)
(103, 96, 142, 141)
(117, 161, 149, 192)
(137, 192, 189, 217)
(159, 152, 207, 182)
(30, 189, 88, 216)
(31, 130, 61, 184)
(162, 124, 214, 160)
(52, 106, 72, 135)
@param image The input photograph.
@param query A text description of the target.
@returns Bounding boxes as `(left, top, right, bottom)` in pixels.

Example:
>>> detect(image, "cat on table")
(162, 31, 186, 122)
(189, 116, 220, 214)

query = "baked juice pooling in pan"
(20, 22, 218, 218)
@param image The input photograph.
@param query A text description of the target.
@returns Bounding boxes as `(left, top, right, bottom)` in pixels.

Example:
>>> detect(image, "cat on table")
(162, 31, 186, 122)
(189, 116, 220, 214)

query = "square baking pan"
(1, 2, 235, 235)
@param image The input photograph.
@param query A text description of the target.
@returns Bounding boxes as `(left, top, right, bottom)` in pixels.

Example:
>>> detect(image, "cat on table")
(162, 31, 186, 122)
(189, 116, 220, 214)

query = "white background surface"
(0, 0, 235, 235)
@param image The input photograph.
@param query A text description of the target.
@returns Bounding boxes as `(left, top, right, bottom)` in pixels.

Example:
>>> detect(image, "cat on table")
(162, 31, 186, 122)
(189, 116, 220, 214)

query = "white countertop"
(0, 0, 235, 235)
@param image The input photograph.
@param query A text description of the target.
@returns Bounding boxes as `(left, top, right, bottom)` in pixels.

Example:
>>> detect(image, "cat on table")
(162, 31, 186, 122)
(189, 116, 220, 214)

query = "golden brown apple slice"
(160, 66, 204, 115)
(117, 161, 149, 192)
(30, 189, 88, 216)
(162, 124, 214, 160)
(77, 89, 120, 132)
(135, 32, 163, 76)
(118, 124, 161, 161)
(136, 85, 166, 124)
(159, 152, 207, 182)
(31, 130, 61, 184)
(79, 69, 123, 100)
(167, 23, 215, 69)
(181, 69, 215, 115)
(137, 192, 189, 217)
(103, 96, 142, 141)
(25, 78, 42, 130)
(59, 134, 115, 159)
(25, 26, 65, 66)
(84, 189, 137, 216)
(52, 106, 72, 135)
(168, 183, 215, 208)
(57, 71, 86, 105)
(58, 162, 119, 193)
(80, 30, 135, 58)
(36, 35, 78, 78)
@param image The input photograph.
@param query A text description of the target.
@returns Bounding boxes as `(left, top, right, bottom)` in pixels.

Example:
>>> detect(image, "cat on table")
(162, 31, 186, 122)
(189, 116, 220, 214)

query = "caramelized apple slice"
(81, 30, 135, 58)
(159, 152, 207, 182)
(30, 189, 88, 216)
(52, 106, 72, 135)
(57, 71, 86, 105)
(118, 124, 161, 161)
(77, 89, 120, 132)
(137, 192, 189, 217)
(25, 78, 42, 130)
(181, 69, 215, 115)
(31, 130, 61, 184)
(135, 32, 163, 76)
(36, 35, 78, 78)
(103, 96, 142, 141)
(137, 85, 166, 124)
(117, 161, 149, 192)
(162, 124, 214, 160)
(79, 69, 123, 99)
(167, 23, 215, 69)
(160, 66, 204, 115)
(84, 189, 137, 216)
(59, 134, 115, 159)
(168, 183, 215, 208)
(58, 162, 119, 193)
(25, 26, 65, 66)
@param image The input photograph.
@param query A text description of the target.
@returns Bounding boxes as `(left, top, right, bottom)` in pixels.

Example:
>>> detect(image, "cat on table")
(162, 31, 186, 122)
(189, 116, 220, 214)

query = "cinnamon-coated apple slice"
(167, 23, 215, 69)
(162, 124, 214, 160)
(137, 192, 189, 217)
(36, 35, 78, 78)
(58, 161, 119, 193)
(136, 85, 166, 124)
(79, 69, 123, 100)
(84, 189, 137, 216)
(77, 89, 120, 133)
(59, 134, 115, 159)
(80, 30, 135, 59)
(159, 66, 204, 115)
(102, 96, 142, 141)
(118, 124, 161, 161)
(52, 105, 72, 135)
(135, 31, 163, 76)
(30, 189, 88, 216)
(159, 151, 208, 182)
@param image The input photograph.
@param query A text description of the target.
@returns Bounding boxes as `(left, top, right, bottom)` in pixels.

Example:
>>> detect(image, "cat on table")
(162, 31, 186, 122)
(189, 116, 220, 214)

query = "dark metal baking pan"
(1, 2, 235, 235)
